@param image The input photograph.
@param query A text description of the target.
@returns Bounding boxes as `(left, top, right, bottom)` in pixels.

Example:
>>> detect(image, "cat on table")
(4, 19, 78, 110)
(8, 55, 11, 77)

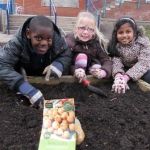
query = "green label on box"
(38, 98, 76, 150)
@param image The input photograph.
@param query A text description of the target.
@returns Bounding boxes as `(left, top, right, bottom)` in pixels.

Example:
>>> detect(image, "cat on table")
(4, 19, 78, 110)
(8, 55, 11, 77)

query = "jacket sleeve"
(112, 57, 125, 77)
(65, 33, 76, 74)
(53, 35, 73, 74)
(0, 37, 24, 90)
(97, 50, 113, 78)
(126, 37, 150, 81)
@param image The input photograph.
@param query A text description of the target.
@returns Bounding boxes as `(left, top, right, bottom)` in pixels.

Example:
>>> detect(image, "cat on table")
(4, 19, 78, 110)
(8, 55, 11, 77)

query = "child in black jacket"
(0, 15, 72, 107)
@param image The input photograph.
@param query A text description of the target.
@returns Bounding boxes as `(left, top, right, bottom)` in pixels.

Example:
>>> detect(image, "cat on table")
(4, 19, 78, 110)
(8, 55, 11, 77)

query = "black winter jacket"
(0, 17, 72, 90)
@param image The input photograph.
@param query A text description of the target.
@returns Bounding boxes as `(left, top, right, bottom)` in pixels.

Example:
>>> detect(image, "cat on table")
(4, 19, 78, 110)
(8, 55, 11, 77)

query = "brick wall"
(15, 0, 85, 16)
(105, 1, 150, 21)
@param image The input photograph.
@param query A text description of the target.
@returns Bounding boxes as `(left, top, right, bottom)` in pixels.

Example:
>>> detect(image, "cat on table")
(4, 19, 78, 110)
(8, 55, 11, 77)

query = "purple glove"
(112, 73, 130, 94)
(89, 64, 107, 79)
(91, 69, 107, 79)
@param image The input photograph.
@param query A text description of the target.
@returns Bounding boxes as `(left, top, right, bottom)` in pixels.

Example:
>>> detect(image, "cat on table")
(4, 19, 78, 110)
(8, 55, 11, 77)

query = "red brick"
(15, 0, 85, 16)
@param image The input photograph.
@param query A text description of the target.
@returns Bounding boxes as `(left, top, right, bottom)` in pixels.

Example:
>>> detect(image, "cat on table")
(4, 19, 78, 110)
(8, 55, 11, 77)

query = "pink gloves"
(74, 68, 86, 82)
(112, 73, 130, 94)
(89, 64, 107, 79)
(74, 63, 107, 82)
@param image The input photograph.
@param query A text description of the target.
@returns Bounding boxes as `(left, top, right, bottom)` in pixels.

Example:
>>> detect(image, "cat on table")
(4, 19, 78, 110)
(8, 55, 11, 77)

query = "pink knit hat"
(75, 53, 88, 68)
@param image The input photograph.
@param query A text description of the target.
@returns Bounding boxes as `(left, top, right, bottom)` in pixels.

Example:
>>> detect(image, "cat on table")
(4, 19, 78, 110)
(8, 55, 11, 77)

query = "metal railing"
(86, 0, 101, 28)
(49, 0, 57, 25)
(101, 0, 123, 17)
(137, 0, 150, 8)
(6, 0, 14, 14)
(0, 0, 13, 34)
(5, 0, 14, 34)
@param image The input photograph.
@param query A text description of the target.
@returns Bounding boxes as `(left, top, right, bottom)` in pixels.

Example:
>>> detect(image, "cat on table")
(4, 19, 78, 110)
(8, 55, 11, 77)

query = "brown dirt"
(0, 81, 150, 150)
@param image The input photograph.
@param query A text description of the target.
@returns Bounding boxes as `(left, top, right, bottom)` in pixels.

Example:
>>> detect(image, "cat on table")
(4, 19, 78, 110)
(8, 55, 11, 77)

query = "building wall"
(15, 0, 85, 16)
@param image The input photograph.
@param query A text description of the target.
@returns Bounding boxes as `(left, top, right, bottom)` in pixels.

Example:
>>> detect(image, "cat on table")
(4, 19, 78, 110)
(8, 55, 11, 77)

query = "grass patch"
(145, 26, 150, 39)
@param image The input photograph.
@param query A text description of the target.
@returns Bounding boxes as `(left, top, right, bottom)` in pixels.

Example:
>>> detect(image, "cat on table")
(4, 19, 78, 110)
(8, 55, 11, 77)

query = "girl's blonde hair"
(74, 11, 108, 53)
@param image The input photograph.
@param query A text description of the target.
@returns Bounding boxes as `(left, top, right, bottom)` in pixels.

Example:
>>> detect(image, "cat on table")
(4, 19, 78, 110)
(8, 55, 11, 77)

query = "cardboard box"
(38, 98, 76, 150)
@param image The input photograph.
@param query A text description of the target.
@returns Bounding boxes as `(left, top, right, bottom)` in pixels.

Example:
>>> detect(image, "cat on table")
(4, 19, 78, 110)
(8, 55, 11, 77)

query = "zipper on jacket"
(83, 44, 88, 50)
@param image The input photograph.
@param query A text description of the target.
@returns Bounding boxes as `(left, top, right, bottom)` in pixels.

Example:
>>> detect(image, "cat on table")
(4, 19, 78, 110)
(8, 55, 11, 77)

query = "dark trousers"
(141, 70, 150, 84)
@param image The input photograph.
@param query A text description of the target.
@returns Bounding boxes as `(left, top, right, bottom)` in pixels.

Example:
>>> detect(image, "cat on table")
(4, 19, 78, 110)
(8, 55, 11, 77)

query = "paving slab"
(0, 32, 14, 46)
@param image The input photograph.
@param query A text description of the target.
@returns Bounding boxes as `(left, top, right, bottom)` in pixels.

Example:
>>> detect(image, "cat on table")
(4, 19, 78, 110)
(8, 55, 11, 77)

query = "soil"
(0, 81, 150, 150)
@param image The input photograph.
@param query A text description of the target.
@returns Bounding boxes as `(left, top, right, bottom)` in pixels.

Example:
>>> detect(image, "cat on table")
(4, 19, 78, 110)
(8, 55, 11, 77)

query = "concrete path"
(0, 32, 13, 46)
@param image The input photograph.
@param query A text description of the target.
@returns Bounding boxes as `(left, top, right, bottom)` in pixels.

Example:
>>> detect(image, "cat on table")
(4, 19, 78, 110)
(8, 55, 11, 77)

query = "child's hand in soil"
(18, 81, 44, 108)
(112, 73, 130, 94)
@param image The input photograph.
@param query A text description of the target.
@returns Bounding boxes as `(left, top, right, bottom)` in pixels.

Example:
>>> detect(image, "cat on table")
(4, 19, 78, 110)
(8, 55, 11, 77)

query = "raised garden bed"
(0, 76, 150, 150)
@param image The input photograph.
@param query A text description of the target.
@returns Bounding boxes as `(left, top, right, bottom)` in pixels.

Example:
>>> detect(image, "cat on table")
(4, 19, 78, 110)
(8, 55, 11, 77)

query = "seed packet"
(38, 98, 76, 150)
